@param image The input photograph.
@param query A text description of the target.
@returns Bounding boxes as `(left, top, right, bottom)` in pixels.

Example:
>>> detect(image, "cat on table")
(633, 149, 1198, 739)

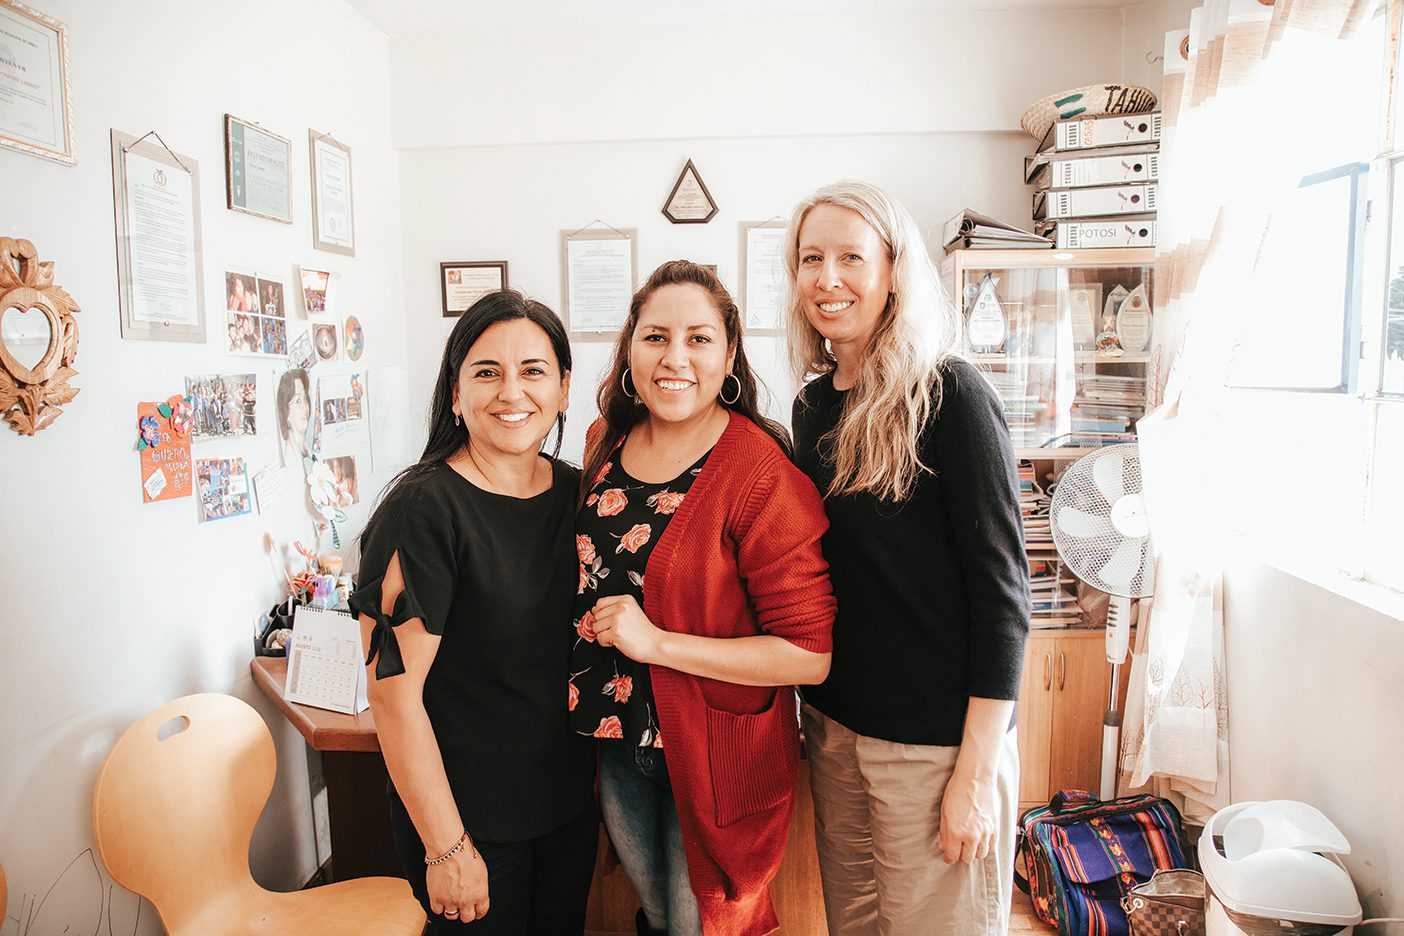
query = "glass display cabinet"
(940, 247, 1156, 459)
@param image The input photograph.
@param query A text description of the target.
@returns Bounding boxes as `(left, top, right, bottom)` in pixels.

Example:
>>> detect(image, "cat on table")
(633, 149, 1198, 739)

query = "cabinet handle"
(1058, 652, 1066, 691)
(1043, 652, 1051, 691)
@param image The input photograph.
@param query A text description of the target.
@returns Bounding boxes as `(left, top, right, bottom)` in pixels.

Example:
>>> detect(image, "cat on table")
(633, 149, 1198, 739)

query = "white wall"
(1222, 560, 1404, 915)
(391, 8, 1129, 462)
(0, 2, 402, 932)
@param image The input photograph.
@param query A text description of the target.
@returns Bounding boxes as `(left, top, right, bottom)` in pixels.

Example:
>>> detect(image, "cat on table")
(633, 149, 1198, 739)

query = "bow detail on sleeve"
(349, 575, 428, 680)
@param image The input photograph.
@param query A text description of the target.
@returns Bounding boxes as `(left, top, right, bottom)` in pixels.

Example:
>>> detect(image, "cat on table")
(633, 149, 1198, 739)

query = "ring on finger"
(444, 909, 459, 918)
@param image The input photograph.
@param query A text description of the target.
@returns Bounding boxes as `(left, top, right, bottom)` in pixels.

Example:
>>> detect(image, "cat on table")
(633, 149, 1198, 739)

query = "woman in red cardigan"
(570, 260, 835, 936)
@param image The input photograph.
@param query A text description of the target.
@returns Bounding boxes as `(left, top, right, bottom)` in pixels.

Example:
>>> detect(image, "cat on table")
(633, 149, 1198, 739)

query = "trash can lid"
(1199, 801, 1362, 927)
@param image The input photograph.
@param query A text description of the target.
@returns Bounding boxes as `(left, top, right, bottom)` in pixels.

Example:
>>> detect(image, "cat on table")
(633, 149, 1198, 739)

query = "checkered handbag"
(1122, 870, 1206, 936)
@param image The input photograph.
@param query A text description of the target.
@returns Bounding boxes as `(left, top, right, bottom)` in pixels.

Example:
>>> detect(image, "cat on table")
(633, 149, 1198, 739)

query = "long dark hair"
(581, 260, 790, 499)
(363, 289, 572, 541)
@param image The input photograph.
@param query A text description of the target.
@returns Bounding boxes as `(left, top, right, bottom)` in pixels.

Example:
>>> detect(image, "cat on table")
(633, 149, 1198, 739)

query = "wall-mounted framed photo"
(224, 114, 292, 223)
(441, 261, 508, 317)
(0, 0, 75, 165)
(309, 130, 354, 256)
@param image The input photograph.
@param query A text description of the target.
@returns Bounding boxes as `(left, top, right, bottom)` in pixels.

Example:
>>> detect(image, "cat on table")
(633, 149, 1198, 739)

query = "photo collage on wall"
(224, 269, 289, 357)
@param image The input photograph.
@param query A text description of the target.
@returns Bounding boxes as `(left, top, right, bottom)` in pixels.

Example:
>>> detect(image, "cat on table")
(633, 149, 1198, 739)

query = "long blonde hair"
(785, 180, 962, 502)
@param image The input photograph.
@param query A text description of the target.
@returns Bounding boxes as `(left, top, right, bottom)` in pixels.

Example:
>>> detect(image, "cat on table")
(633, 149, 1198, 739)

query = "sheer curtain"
(1119, 0, 1377, 821)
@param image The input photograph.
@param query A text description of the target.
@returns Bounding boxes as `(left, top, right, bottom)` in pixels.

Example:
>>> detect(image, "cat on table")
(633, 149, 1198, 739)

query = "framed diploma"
(662, 159, 719, 224)
(224, 114, 292, 223)
(309, 130, 354, 256)
(0, 0, 75, 165)
(110, 129, 206, 342)
(561, 228, 636, 338)
(441, 261, 508, 317)
(740, 221, 788, 335)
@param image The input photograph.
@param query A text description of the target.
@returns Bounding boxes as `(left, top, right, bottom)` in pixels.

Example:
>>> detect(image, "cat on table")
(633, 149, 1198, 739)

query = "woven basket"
(1020, 84, 1158, 141)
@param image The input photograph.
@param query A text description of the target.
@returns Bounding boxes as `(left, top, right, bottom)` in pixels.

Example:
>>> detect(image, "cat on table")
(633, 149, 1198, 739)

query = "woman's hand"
(938, 769, 998, 864)
(426, 843, 489, 923)
(591, 594, 664, 664)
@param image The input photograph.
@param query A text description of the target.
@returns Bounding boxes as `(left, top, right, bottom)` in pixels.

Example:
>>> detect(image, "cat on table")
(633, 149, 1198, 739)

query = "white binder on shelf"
(1038, 112, 1162, 153)
(1029, 148, 1160, 190)
(1036, 217, 1158, 249)
(283, 605, 369, 715)
(1034, 183, 1158, 220)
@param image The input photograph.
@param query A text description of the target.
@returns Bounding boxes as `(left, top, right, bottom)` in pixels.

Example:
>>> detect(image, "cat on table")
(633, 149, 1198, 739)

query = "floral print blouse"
(569, 446, 710, 746)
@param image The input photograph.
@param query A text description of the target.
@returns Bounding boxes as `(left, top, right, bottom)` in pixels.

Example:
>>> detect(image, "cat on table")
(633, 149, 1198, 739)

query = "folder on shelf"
(1035, 216, 1157, 249)
(1036, 112, 1162, 153)
(941, 209, 1049, 250)
(1033, 183, 1158, 221)
(1027, 146, 1160, 191)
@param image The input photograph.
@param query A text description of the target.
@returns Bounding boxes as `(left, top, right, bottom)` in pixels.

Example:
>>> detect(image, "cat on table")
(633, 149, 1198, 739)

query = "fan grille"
(1049, 445, 1153, 598)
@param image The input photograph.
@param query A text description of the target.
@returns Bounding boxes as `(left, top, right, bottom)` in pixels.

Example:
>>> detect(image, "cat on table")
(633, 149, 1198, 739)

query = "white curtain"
(1119, 0, 1376, 822)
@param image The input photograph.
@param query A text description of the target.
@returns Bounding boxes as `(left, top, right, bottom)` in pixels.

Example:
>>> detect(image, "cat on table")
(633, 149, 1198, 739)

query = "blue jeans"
(598, 742, 703, 936)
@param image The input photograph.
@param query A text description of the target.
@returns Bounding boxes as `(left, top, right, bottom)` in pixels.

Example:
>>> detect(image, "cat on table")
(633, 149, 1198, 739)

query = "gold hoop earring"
(719, 373, 741, 406)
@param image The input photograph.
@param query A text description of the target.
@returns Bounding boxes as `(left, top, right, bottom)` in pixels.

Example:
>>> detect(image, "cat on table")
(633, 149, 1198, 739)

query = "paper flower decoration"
(168, 398, 193, 436)
(137, 415, 160, 450)
(306, 459, 349, 548)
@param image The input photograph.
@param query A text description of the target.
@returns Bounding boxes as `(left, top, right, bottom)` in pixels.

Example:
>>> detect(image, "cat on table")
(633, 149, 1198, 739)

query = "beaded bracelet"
(425, 829, 475, 865)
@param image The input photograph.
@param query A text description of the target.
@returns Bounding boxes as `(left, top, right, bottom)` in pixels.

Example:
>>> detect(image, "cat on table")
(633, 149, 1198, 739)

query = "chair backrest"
(93, 694, 275, 922)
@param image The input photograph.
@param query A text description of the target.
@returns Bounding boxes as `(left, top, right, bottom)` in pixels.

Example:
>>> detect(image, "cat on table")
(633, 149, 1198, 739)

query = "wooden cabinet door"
(1048, 635, 1111, 795)
(1016, 635, 1055, 806)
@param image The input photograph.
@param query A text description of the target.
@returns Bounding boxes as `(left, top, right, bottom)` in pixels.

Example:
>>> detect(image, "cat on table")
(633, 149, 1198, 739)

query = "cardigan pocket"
(705, 688, 799, 828)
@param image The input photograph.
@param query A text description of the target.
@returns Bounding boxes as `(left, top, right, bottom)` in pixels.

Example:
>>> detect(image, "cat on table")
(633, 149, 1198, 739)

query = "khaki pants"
(802, 704, 1019, 936)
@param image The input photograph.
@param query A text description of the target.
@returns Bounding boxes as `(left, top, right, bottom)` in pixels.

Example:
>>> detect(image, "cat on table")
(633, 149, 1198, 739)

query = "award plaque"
(1068, 285, 1100, 349)
(1116, 284, 1151, 352)
(1097, 284, 1129, 354)
(966, 274, 1007, 352)
(662, 159, 719, 224)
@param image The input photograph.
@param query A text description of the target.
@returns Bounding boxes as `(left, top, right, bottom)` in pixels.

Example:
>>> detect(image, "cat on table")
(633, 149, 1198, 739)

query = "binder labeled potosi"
(284, 605, 369, 714)
(1037, 217, 1157, 249)
(1038, 112, 1161, 153)
(1034, 183, 1157, 220)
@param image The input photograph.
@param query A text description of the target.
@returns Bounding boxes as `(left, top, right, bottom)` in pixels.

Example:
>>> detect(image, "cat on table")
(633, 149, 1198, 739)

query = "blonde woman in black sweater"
(785, 180, 1031, 936)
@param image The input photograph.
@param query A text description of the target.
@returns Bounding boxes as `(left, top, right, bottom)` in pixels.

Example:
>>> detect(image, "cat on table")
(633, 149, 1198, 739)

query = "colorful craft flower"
(306, 460, 341, 522)
(169, 399, 193, 436)
(139, 415, 160, 449)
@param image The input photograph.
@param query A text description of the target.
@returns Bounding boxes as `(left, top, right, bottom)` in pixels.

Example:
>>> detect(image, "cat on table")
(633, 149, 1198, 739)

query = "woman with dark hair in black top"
(351, 290, 597, 935)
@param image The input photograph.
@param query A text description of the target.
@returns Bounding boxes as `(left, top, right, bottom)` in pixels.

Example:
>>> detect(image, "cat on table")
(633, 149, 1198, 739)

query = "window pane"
(1385, 159, 1404, 395)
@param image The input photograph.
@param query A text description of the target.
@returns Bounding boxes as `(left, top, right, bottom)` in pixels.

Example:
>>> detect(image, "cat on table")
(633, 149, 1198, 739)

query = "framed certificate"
(0, 0, 75, 165)
(740, 221, 788, 335)
(309, 130, 354, 256)
(224, 114, 292, 223)
(561, 229, 636, 339)
(110, 129, 206, 342)
(441, 261, 508, 317)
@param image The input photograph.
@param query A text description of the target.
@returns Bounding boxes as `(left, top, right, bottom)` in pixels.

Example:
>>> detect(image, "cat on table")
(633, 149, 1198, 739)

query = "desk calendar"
(283, 606, 369, 714)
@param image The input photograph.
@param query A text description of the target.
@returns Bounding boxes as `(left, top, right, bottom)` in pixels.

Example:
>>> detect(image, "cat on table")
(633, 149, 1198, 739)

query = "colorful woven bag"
(1016, 790, 1189, 936)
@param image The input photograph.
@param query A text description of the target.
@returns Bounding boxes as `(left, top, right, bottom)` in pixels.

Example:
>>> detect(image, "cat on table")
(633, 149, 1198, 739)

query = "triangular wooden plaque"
(662, 159, 718, 224)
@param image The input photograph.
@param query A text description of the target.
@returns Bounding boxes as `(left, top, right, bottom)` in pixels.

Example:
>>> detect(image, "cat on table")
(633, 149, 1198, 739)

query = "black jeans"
(389, 791, 599, 936)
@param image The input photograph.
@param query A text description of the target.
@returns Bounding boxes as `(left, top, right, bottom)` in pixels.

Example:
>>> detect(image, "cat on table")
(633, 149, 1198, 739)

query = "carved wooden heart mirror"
(0, 238, 80, 436)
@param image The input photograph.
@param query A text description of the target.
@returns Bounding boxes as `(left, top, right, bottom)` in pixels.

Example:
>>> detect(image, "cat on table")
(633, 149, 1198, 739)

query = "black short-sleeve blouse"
(351, 458, 596, 843)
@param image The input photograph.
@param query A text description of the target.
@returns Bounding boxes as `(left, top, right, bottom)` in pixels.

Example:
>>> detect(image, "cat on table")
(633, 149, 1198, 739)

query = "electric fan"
(1049, 443, 1154, 800)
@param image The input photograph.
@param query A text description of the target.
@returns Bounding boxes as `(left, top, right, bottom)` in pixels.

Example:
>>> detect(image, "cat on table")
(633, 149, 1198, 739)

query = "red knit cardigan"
(588, 412, 836, 936)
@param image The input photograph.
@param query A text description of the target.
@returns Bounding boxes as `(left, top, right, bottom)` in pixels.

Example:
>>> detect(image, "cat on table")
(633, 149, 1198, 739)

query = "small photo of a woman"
(313, 323, 339, 361)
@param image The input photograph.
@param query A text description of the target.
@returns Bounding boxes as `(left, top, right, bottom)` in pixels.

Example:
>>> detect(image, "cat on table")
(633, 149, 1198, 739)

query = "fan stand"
(1100, 593, 1133, 800)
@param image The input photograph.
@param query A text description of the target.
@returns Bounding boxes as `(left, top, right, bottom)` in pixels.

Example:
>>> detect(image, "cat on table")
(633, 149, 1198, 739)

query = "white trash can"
(1199, 801, 1362, 936)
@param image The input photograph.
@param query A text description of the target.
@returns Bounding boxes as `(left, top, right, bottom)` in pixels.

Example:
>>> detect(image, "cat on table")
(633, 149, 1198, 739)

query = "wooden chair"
(93, 693, 425, 935)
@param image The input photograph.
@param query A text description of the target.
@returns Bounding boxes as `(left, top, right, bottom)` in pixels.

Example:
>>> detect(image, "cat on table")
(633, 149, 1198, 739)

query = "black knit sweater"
(792, 358, 1031, 746)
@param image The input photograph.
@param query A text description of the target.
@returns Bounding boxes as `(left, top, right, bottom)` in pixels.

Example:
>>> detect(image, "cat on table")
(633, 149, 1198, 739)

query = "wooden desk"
(250, 657, 825, 932)
(250, 656, 398, 881)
